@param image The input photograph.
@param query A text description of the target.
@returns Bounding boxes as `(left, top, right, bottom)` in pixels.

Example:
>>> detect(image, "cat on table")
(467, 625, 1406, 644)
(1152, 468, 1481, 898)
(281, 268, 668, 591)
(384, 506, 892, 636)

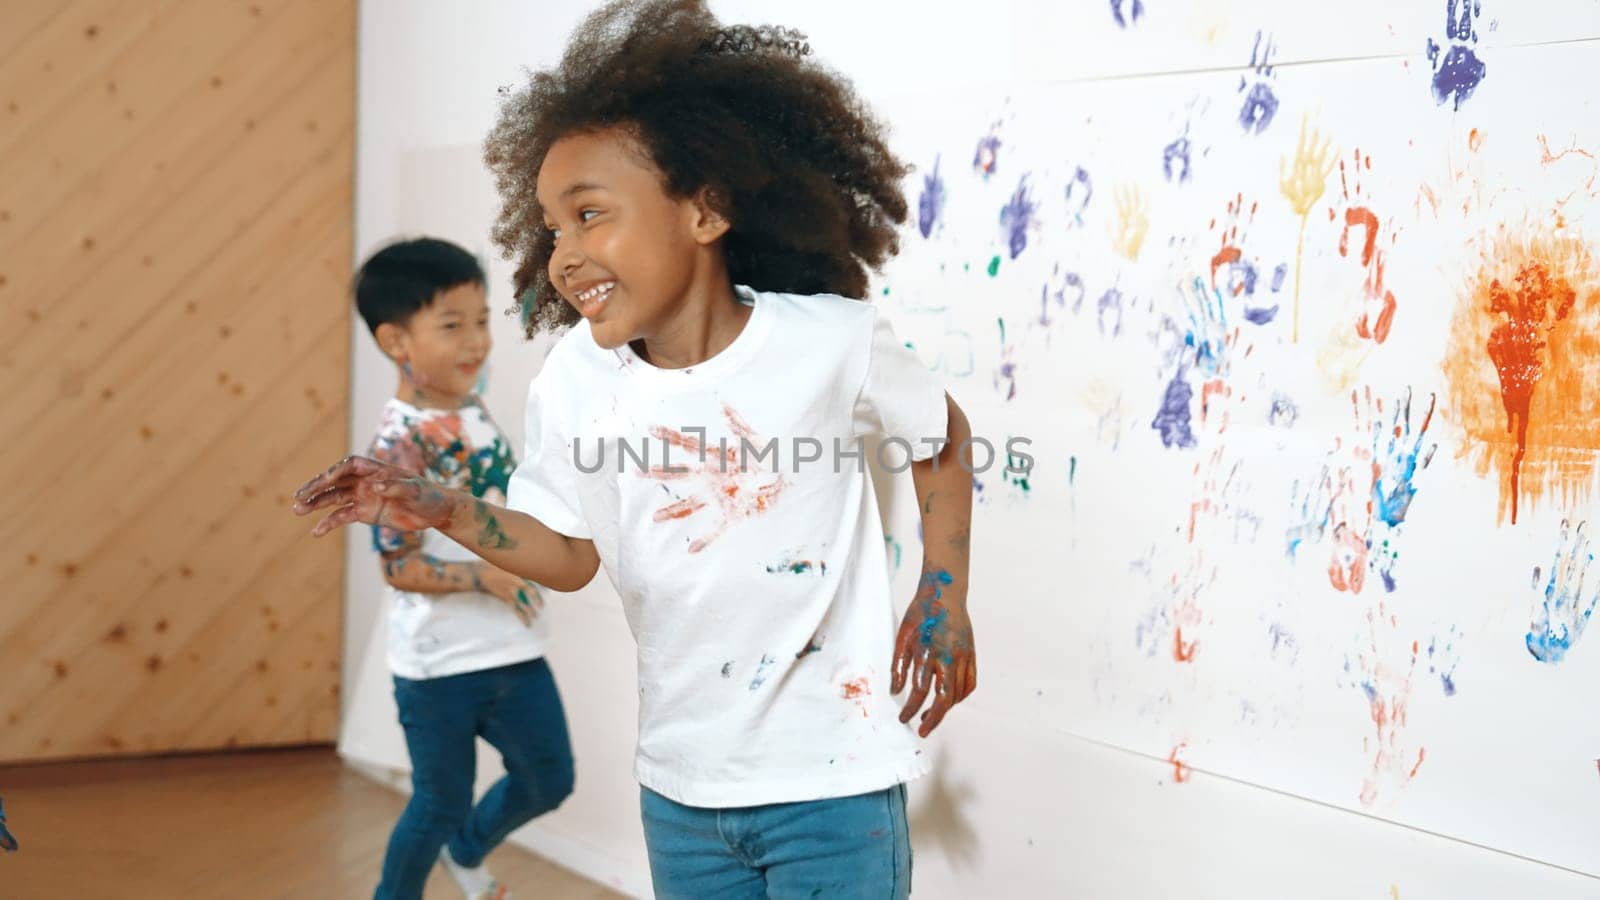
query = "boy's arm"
(293, 456, 601, 592)
(892, 392, 977, 737)
(376, 529, 542, 626)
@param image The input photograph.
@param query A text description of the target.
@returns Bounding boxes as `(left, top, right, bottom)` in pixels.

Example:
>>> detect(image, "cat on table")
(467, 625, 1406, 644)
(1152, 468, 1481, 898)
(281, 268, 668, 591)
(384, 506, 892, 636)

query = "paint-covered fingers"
(920, 652, 981, 736)
(480, 568, 543, 627)
(511, 584, 540, 627)
(898, 653, 935, 726)
(890, 617, 918, 694)
(509, 595, 534, 628)
(293, 455, 363, 505)
(309, 503, 364, 537)
(917, 668, 955, 737)
(295, 484, 358, 518)
(292, 456, 397, 511)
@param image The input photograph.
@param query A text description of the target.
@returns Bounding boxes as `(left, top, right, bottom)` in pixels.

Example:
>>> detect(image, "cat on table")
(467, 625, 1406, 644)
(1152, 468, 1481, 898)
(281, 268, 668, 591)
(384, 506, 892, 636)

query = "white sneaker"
(438, 845, 512, 900)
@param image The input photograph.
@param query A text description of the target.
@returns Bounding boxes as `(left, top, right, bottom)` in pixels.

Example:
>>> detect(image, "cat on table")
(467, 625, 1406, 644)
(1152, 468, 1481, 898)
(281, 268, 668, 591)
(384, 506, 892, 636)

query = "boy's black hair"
(353, 237, 485, 334)
(485, 0, 910, 337)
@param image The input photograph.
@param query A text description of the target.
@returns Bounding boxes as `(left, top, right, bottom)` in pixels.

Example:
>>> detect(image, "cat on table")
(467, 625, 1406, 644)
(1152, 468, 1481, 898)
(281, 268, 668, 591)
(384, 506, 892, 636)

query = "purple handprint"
(1426, 0, 1488, 111)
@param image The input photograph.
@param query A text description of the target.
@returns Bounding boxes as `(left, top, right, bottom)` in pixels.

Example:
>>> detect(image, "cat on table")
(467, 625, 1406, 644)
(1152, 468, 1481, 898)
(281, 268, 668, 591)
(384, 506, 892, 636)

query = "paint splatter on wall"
(863, 6, 1600, 874)
(1444, 226, 1600, 525)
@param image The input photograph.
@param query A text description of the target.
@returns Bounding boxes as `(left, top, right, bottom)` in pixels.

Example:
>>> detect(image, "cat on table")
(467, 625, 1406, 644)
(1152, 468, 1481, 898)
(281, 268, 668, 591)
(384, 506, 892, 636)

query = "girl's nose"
(554, 236, 584, 283)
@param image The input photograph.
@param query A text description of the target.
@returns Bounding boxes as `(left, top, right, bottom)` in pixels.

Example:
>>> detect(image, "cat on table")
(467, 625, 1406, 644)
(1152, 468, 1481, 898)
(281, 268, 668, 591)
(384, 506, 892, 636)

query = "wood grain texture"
(0, 748, 629, 898)
(0, 0, 353, 762)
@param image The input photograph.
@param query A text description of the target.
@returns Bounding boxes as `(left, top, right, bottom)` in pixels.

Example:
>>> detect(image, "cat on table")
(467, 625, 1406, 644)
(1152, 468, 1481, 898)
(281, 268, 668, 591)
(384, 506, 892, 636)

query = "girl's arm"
(293, 455, 601, 593)
(893, 392, 978, 737)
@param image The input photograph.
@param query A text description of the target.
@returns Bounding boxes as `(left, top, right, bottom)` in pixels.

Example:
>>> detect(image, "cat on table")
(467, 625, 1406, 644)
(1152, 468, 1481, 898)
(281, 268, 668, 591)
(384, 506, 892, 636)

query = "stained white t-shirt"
(508, 286, 948, 807)
(370, 398, 550, 680)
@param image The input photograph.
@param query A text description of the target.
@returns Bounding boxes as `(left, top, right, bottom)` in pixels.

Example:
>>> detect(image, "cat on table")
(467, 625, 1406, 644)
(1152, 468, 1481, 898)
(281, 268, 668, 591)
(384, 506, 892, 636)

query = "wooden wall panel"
(0, 0, 353, 762)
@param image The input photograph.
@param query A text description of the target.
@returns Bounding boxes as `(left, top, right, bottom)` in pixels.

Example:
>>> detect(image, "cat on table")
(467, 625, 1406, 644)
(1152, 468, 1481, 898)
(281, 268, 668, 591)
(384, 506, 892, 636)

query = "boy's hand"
(292, 456, 458, 536)
(474, 565, 544, 628)
(892, 569, 977, 737)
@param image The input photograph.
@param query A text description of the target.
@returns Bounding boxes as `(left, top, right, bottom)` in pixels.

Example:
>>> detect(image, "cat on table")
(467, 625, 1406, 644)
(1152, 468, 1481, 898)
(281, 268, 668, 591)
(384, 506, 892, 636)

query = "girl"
(297, 3, 976, 896)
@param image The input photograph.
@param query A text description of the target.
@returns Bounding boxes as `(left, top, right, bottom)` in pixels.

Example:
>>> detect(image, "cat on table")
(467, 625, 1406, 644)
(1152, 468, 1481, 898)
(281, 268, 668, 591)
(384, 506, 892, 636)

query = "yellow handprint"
(1278, 115, 1336, 342)
(1109, 182, 1149, 262)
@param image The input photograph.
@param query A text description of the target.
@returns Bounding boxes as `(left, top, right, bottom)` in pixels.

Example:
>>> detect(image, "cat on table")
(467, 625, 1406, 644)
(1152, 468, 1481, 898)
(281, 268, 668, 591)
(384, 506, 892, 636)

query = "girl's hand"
(474, 565, 544, 628)
(892, 569, 977, 737)
(291, 456, 459, 536)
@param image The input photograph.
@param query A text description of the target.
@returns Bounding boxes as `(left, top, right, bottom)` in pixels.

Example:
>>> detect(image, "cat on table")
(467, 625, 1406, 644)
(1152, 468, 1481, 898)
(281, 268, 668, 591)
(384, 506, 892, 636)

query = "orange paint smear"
(1173, 627, 1198, 662)
(1341, 207, 1380, 265)
(841, 677, 871, 718)
(1168, 744, 1191, 782)
(1408, 747, 1427, 780)
(1211, 245, 1242, 292)
(1444, 226, 1600, 524)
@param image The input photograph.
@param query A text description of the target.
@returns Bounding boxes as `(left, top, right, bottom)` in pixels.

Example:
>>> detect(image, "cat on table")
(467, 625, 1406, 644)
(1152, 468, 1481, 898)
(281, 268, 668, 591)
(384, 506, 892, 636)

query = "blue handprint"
(1368, 389, 1438, 592)
(1426, 0, 1488, 111)
(917, 154, 945, 238)
(1151, 278, 1230, 449)
(1163, 132, 1192, 184)
(1111, 0, 1145, 29)
(1237, 31, 1279, 135)
(1526, 520, 1598, 664)
(1064, 166, 1093, 227)
(1180, 275, 1232, 377)
(999, 175, 1036, 259)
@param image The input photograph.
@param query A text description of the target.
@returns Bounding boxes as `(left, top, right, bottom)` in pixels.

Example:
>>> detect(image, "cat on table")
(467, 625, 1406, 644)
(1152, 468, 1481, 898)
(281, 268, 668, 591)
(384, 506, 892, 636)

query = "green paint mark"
(1069, 455, 1077, 485)
(1004, 443, 1032, 494)
(998, 317, 1006, 343)
(987, 255, 1001, 277)
(473, 501, 517, 550)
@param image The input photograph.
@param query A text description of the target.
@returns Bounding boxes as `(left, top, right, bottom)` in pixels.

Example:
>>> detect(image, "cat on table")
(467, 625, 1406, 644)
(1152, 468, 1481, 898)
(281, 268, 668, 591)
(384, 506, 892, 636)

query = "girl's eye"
(442, 323, 459, 330)
(579, 209, 600, 222)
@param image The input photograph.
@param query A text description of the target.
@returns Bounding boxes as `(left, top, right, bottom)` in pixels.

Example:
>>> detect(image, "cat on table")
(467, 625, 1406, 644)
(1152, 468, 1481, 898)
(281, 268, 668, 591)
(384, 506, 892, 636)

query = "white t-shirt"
(370, 397, 550, 680)
(508, 286, 948, 807)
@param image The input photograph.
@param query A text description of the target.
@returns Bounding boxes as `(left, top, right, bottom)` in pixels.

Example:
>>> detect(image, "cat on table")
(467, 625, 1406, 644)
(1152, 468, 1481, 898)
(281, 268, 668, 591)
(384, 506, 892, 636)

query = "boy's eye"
(579, 209, 600, 222)
(442, 323, 459, 330)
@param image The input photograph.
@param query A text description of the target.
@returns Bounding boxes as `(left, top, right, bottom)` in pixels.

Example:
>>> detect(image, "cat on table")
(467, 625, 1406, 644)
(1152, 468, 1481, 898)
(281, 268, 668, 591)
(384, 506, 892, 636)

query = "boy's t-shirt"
(370, 397, 550, 680)
(508, 286, 948, 807)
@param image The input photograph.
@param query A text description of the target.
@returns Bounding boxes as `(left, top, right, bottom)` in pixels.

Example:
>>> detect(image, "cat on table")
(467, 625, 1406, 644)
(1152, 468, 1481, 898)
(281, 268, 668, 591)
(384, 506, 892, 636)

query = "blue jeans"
(640, 784, 912, 899)
(375, 658, 575, 900)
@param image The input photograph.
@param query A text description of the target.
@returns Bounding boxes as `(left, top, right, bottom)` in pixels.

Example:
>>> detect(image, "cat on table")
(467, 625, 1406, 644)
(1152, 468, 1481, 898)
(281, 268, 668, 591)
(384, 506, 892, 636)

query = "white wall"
(345, 2, 1600, 896)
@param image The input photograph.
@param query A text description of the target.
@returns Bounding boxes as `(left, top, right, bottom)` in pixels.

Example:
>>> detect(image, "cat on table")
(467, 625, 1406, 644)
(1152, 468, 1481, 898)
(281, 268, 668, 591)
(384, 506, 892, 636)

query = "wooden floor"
(0, 746, 627, 899)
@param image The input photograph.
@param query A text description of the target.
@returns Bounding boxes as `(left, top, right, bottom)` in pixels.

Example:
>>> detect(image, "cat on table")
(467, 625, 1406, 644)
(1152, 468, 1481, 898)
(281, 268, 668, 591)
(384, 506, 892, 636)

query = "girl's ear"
(374, 322, 409, 362)
(687, 186, 732, 245)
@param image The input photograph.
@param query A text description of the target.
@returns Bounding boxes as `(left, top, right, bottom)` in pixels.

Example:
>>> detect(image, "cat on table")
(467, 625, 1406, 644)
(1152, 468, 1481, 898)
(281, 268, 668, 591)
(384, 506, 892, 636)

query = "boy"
(354, 238, 575, 900)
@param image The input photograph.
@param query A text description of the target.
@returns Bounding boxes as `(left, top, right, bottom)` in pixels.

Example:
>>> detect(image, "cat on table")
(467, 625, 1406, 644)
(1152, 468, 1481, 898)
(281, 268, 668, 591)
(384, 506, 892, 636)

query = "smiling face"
(535, 127, 727, 350)
(377, 281, 491, 406)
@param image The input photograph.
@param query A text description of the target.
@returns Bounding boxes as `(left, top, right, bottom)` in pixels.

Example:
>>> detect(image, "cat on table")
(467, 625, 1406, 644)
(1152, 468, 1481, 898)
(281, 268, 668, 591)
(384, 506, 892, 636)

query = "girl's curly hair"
(484, 0, 910, 336)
